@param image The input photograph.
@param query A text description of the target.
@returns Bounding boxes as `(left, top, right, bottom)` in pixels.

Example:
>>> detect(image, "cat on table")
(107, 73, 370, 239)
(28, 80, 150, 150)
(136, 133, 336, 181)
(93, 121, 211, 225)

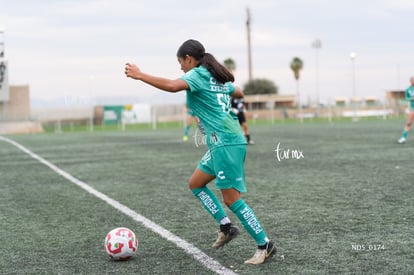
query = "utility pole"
(0, 29, 4, 58)
(246, 7, 252, 81)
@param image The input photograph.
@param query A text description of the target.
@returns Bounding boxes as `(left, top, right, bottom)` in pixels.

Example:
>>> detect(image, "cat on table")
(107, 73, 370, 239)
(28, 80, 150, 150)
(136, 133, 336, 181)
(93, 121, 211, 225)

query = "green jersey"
(405, 86, 414, 109)
(180, 66, 246, 148)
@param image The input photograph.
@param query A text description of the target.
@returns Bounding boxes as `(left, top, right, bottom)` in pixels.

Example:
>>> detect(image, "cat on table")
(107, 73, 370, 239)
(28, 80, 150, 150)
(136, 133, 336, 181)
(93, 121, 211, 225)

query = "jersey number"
(217, 94, 230, 113)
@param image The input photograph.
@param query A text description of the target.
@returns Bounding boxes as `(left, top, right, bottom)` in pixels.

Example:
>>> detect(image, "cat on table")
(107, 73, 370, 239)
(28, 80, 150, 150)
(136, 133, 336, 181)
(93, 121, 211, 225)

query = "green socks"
(402, 130, 408, 139)
(192, 188, 269, 246)
(184, 125, 191, 136)
(192, 187, 228, 224)
(230, 199, 269, 246)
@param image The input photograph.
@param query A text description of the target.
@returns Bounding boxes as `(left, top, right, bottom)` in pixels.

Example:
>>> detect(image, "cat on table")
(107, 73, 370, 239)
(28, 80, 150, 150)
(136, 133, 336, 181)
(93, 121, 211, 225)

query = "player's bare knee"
(222, 196, 237, 207)
(223, 199, 233, 207)
(188, 176, 203, 190)
(188, 178, 196, 190)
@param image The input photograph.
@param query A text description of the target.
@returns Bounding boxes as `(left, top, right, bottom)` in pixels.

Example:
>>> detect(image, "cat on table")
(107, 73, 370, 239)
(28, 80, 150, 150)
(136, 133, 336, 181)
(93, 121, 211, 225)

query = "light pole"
(88, 74, 95, 132)
(311, 39, 322, 109)
(246, 7, 252, 81)
(350, 52, 357, 121)
(396, 64, 401, 90)
(0, 28, 4, 58)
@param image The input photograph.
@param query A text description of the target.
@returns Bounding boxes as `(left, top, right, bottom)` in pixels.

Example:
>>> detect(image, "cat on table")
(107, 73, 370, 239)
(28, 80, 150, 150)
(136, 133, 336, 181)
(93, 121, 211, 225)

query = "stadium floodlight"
(311, 39, 322, 108)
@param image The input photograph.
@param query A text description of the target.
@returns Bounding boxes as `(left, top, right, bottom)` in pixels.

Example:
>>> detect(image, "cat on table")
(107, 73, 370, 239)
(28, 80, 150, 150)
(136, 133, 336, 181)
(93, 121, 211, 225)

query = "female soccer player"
(397, 76, 414, 144)
(125, 39, 276, 265)
(231, 96, 254, 144)
(183, 105, 196, 142)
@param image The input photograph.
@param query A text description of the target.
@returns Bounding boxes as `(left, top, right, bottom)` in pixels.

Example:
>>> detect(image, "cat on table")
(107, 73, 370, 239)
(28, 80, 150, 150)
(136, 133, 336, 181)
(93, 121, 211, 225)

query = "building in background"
(0, 85, 30, 121)
(0, 85, 43, 134)
(0, 29, 43, 134)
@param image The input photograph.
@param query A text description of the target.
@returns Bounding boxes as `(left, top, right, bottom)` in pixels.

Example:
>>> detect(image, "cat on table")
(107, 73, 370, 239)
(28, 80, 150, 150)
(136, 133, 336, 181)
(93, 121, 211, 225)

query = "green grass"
(1, 118, 413, 274)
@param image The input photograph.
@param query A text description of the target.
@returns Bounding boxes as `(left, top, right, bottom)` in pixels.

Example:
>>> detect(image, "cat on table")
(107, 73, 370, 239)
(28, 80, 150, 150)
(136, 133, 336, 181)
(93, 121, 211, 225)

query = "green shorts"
(198, 144, 247, 192)
(410, 101, 414, 111)
(187, 109, 194, 116)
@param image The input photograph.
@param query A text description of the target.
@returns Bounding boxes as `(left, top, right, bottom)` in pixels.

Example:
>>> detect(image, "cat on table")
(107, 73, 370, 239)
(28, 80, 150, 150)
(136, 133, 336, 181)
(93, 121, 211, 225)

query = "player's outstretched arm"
(124, 63, 188, 93)
(232, 86, 244, 98)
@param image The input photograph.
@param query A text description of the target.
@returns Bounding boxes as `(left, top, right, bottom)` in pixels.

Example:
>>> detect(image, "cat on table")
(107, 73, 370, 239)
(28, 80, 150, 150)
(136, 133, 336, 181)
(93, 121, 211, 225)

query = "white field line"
(0, 136, 237, 275)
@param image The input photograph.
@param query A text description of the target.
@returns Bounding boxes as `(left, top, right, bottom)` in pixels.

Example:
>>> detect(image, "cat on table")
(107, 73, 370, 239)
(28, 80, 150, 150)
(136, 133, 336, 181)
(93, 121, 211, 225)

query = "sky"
(1, 0, 413, 107)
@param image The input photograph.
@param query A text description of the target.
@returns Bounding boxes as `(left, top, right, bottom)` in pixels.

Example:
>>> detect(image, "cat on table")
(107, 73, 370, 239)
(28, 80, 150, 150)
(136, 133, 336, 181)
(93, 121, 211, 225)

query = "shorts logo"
(217, 171, 226, 180)
(200, 150, 211, 166)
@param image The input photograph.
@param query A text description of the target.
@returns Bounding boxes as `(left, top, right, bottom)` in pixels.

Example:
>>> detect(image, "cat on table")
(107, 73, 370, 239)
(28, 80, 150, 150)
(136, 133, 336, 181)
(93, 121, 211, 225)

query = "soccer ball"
(104, 227, 138, 261)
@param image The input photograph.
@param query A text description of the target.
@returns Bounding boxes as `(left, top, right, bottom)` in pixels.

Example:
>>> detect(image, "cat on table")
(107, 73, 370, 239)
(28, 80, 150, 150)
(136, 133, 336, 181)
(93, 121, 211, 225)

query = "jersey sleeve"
(180, 70, 201, 93)
(227, 82, 235, 95)
(406, 87, 414, 101)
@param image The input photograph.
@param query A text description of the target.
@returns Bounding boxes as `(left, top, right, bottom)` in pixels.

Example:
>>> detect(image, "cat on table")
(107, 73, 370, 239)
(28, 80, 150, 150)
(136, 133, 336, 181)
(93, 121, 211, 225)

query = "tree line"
(223, 57, 303, 96)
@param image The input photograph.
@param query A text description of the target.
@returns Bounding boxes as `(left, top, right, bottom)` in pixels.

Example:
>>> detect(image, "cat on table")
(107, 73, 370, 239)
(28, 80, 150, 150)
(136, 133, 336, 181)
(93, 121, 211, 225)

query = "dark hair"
(177, 39, 234, 84)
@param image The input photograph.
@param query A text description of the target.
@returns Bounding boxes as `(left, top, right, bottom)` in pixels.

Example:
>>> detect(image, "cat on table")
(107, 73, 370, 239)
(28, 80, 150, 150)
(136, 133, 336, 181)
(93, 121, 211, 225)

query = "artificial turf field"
(1, 118, 413, 274)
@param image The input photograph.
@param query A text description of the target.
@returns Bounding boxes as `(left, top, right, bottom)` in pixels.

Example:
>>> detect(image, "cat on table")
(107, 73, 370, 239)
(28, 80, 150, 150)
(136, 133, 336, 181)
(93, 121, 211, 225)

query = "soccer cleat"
(244, 241, 276, 265)
(397, 137, 406, 144)
(212, 225, 240, 249)
(182, 135, 188, 142)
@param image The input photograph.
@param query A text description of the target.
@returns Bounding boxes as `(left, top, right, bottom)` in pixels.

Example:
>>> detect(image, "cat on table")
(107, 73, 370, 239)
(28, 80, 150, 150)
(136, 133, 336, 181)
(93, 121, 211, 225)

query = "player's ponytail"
(177, 39, 234, 84)
(200, 53, 234, 84)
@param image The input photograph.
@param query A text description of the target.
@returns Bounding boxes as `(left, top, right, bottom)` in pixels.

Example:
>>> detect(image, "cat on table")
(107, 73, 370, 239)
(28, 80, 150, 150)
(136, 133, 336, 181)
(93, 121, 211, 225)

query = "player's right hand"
(124, 63, 142, 80)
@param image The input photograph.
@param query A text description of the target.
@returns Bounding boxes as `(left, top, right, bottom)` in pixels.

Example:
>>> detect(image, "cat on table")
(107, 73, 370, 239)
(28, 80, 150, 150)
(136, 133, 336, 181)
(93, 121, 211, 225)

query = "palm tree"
(290, 57, 304, 123)
(223, 58, 236, 73)
(290, 57, 303, 81)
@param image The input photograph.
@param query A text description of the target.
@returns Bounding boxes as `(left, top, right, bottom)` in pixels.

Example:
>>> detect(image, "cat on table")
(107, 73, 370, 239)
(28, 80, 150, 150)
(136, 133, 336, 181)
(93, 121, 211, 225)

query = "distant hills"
(31, 92, 186, 108)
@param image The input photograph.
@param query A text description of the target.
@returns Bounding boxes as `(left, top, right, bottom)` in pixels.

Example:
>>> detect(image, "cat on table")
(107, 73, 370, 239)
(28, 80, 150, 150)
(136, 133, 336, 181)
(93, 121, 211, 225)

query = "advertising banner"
(102, 105, 124, 125)
(122, 104, 151, 124)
